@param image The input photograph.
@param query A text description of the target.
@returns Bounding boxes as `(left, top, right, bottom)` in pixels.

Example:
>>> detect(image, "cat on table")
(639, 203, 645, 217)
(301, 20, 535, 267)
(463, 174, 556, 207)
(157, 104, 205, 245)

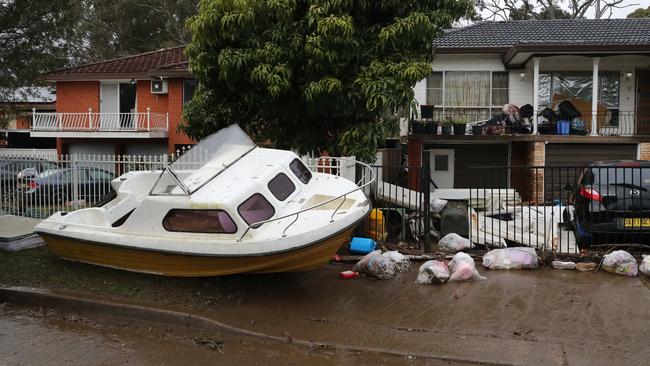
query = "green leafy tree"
(0, 0, 82, 101)
(627, 6, 650, 18)
(183, 0, 474, 161)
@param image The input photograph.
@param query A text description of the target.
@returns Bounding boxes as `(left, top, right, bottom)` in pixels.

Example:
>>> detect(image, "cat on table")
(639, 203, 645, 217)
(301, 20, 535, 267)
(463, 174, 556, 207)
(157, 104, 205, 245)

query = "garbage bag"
(557, 100, 581, 120)
(415, 260, 450, 284)
(382, 251, 411, 273)
(448, 252, 485, 281)
(430, 198, 448, 214)
(640, 255, 650, 276)
(519, 104, 534, 119)
(438, 233, 472, 252)
(602, 250, 638, 277)
(482, 248, 539, 270)
(551, 260, 576, 270)
(352, 250, 396, 279)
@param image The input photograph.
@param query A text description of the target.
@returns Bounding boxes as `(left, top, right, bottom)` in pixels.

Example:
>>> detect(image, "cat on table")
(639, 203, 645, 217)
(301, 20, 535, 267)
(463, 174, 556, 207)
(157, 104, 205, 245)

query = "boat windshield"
(150, 124, 256, 195)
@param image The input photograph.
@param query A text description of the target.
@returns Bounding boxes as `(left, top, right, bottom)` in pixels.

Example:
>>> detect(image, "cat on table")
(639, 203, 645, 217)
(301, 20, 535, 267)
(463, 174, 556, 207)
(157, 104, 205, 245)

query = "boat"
(34, 125, 373, 276)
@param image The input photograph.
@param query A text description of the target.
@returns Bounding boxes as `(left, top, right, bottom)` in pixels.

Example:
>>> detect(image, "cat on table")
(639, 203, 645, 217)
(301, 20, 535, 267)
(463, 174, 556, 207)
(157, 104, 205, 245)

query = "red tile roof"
(47, 46, 190, 80)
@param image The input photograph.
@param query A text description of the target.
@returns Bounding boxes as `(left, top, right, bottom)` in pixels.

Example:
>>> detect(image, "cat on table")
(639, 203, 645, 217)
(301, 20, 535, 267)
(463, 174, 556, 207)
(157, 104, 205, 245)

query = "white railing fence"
(32, 108, 168, 132)
(1, 152, 357, 219)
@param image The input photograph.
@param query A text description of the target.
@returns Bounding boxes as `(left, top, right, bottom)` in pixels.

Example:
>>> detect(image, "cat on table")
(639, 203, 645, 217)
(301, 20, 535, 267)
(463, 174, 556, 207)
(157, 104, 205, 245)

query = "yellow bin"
(365, 209, 387, 242)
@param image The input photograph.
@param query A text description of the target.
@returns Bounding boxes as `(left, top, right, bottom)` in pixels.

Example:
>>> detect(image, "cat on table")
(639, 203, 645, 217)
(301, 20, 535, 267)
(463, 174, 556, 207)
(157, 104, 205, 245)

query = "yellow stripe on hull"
(39, 229, 353, 277)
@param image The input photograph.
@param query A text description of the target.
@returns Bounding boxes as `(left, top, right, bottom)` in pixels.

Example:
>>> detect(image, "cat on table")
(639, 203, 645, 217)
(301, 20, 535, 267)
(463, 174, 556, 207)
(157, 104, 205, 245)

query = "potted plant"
(441, 119, 452, 136)
(453, 120, 467, 136)
(425, 120, 439, 134)
(410, 119, 426, 134)
(472, 123, 484, 135)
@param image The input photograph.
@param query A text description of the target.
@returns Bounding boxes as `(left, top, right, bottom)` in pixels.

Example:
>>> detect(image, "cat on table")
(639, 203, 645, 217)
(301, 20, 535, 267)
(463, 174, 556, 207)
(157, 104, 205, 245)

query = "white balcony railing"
(31, 108, 169, 132)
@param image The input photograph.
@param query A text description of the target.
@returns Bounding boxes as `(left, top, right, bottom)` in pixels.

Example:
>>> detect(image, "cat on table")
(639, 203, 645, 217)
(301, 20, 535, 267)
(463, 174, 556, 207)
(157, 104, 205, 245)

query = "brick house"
(407, 19, 650, 198)
(0, 88, 56, 149)
(32, 46, 195, 156)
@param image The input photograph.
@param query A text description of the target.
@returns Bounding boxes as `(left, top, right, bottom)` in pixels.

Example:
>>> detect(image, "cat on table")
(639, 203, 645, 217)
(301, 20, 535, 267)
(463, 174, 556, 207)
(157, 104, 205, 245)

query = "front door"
(100, 83, 119, 130)
(637, 70, 650, 135)
(429, 149, 455, 189)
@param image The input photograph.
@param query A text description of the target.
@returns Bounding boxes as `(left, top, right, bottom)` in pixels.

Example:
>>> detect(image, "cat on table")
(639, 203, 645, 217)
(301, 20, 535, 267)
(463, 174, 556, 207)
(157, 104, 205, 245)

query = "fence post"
(71, 154, 79, 210)
(165, 112, 169, 131)
(88, 107, 93, 130)
(421, 152, 431, 252)
(147, 107, 151, 131)
(32, 108, 36, 129)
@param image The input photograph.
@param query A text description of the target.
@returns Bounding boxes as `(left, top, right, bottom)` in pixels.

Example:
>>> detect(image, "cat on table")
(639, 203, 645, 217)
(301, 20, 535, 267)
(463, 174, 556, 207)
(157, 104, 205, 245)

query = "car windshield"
(151, 124, 256, 195)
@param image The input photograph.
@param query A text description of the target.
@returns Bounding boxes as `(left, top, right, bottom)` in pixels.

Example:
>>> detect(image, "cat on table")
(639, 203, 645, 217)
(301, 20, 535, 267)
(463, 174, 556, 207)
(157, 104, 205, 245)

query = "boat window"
(162, 209, 238, 233)
(267, 173, 295, 201)
(289, 158, 312, 184)
(238, 193, 275, 225)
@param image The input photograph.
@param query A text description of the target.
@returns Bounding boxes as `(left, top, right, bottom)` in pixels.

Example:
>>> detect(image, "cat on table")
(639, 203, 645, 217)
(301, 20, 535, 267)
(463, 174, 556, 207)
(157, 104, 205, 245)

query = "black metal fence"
(469, 164, 650, 254)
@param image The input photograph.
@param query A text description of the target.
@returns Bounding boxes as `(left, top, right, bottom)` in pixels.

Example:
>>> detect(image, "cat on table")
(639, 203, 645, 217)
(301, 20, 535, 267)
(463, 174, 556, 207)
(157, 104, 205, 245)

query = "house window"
(183, 78, 197, 105)
(425, 71, 509, 121)
(267, 173, 295, 201)
(162, 209, 237, 233)
(238, 193, 275, 225)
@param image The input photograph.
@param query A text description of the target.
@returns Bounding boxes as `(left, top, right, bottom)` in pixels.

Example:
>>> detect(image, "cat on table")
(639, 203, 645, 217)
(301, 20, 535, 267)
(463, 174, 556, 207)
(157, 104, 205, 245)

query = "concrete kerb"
(0, 286, 510, 366)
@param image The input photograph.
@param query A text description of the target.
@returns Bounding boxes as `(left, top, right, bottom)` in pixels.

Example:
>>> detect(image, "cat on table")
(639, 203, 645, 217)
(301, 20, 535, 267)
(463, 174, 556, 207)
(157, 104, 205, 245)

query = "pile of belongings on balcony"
(536, 94, 608, 135)
(473, 104, 534, 135)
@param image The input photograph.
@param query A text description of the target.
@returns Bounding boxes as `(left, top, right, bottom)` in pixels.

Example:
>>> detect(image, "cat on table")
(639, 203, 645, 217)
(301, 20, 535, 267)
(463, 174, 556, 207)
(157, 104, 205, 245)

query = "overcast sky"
(480, 0, 650, 19)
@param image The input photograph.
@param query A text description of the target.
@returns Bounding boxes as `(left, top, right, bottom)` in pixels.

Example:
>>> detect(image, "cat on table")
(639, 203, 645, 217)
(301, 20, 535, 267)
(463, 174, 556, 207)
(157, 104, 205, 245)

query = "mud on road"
(1, 247, 650, 365)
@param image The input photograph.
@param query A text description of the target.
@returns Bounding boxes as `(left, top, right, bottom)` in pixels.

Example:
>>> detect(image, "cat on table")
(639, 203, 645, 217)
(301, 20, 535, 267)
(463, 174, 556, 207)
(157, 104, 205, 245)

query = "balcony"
(30, 108, 169, 138)
(409, 109, 647, 141)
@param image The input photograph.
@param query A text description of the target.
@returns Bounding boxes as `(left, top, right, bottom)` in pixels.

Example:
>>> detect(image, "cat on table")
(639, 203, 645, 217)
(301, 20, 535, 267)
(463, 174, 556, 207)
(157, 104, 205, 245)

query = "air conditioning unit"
(151, 79, 168, 94)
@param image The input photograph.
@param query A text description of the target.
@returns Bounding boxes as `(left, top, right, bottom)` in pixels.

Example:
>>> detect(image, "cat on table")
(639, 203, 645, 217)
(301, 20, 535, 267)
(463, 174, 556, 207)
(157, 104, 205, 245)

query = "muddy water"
(0, 303, 468, 366)
(192, 265, 650, 366)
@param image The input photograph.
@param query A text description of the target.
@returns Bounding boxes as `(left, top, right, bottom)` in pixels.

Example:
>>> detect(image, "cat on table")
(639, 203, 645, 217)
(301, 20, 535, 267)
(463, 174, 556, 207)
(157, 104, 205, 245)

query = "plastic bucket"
(349, 237, 376, 255)
(557, 120, 570, 135)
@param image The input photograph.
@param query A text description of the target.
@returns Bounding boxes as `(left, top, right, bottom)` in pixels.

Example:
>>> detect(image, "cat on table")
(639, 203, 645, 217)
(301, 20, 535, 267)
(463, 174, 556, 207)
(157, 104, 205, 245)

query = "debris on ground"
(640, 255, 650, 277)
(430, 198, 448, 214)
(576, 262, 597, 272)
(348, 237, 376, 255)
(438, 233, 472, 252)
(602, 250, 638, 277)
(339, 270, 359, 279)
(482, 247, 539, 270)
(551, 260, 576, 270)
(381, 251, 411, 272)
(448, 252, 486, 281)
(415, 260, 450, 284)
(352, 250, 396, 279)
(193, 336, 225, 353)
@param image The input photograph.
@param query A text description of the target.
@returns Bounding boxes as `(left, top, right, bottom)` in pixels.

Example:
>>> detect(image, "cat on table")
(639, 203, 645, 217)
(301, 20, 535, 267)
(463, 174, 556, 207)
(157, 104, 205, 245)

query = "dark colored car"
(1, 158, 59, 201)
(18, 167, 114, 204)
(565, 160, 650, 246)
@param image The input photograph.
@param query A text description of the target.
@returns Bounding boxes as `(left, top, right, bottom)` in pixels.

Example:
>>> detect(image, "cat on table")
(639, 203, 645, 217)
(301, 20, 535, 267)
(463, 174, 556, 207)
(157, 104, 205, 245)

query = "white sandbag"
(602, 250, 638, 277)
(382, 251, 411, 272)
(640, 255, 650, 276)
(352, 250, 396, 279)
(551, 260, 576, 270)
(448, 252, 485, 281)
(415, 260, 450, 284)
(438, 233, 472, 252)
(430, 198, 448, 213)
(482, 247, 539, 270)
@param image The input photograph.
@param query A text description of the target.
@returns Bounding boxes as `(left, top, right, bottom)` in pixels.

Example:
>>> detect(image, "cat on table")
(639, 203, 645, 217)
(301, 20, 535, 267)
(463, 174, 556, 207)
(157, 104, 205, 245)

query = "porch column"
(532, 57, 540, 135)
(591, 57, 600, 136)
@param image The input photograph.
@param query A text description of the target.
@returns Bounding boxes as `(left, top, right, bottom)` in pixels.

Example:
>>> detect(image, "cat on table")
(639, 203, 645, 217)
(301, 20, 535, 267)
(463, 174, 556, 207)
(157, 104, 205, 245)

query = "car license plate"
(623, 218, 650, 227)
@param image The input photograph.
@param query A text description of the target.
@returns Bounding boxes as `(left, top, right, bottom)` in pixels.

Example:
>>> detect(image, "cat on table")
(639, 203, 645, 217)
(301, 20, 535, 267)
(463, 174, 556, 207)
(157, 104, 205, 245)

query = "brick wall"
(136, 80, 168, 114)
(166, 78, 193, 154)
(56, 81, 100, 113)
(528, 141, 545, 202)
(407, 138, 422, 191)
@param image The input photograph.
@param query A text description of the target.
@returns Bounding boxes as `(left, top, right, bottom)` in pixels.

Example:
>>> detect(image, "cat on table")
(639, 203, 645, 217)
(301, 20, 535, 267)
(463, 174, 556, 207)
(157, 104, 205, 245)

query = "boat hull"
(39, 228, 354, 277)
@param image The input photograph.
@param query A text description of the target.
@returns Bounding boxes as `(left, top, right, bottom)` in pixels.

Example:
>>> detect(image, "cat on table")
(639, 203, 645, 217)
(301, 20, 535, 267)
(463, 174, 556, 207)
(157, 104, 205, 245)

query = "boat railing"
(237, 158, 376, 241)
